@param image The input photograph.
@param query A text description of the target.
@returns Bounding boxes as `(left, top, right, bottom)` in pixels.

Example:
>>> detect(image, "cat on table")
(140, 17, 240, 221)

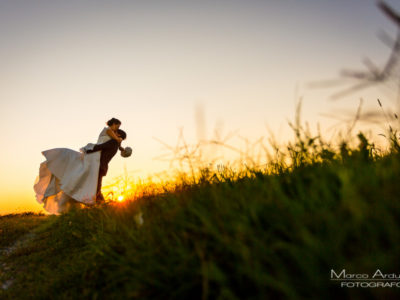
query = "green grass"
(0, 212, 47, 248)
(1, 129, 400, 299)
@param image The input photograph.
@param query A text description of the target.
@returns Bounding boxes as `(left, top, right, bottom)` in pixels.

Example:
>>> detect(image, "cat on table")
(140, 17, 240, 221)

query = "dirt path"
(0, 231, 37, 290)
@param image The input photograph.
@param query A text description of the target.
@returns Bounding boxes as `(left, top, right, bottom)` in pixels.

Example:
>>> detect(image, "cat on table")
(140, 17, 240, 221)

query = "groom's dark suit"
(86, 139, 119, 200)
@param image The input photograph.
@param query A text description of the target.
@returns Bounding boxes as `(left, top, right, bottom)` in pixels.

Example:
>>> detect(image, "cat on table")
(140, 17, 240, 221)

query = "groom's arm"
(86, 139, 118, 153)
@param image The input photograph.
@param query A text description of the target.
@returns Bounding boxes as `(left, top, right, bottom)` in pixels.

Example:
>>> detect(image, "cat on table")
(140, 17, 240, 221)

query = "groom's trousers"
(96, 169, 106, 200)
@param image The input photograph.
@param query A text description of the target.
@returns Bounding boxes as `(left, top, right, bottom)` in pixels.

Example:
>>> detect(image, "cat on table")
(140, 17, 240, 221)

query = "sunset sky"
(1, 0, 399, 214)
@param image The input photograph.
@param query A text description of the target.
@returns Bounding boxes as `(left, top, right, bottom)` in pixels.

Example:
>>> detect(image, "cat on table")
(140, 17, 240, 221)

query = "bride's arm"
(107, 128, 122, 143)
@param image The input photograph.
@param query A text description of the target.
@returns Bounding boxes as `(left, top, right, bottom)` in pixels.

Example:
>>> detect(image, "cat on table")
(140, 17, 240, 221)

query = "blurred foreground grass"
(0, 212, 47, 249)
(1, 120, 400, 299)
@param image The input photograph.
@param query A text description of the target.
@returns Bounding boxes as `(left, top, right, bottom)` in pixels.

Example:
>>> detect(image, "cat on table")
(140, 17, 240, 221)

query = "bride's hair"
(107, 118, 121, 126)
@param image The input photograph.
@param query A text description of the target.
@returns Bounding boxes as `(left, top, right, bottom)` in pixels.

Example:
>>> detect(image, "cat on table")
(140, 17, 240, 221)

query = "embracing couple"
(33, 118, 132, 214)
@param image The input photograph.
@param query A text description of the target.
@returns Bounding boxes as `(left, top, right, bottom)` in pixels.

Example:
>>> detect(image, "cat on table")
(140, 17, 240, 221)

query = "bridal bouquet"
(121, 146, 132, 158)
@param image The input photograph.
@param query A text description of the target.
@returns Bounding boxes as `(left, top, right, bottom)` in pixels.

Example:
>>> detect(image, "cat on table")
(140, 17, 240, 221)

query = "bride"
(33, 118, 130, 214)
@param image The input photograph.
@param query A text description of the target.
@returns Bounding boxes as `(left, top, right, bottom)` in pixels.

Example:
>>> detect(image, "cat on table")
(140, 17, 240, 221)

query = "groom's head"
(117, 129, 127, 140)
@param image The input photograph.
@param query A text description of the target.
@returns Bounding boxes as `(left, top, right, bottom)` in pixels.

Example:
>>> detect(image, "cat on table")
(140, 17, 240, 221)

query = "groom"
(86, 129, 127, 203)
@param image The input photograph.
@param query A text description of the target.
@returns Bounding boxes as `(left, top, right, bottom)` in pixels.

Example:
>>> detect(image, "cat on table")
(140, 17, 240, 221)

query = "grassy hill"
(1, 131, 400, 299)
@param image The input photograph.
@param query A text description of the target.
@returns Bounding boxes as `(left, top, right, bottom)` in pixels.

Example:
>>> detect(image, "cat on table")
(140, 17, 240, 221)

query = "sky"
(1, 0, 400, 214)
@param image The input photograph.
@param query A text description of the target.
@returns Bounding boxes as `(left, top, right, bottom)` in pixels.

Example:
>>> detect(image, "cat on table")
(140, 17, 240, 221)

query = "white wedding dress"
(34, 127, 112, 214)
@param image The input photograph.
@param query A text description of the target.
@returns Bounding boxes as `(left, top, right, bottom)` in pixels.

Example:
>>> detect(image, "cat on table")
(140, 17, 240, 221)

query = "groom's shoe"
(96, 193, 105, 205)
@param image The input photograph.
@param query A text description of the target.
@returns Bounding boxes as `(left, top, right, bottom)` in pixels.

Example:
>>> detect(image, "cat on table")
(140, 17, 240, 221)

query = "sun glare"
(117, 195, 124, 202)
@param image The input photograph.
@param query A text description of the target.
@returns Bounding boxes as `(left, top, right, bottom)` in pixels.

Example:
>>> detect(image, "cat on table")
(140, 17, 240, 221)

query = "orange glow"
(117, 195, 124, 202)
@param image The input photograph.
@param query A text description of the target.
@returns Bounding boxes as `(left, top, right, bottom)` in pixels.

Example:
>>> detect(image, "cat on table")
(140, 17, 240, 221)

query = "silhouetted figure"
(86, 129, 127, 203)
